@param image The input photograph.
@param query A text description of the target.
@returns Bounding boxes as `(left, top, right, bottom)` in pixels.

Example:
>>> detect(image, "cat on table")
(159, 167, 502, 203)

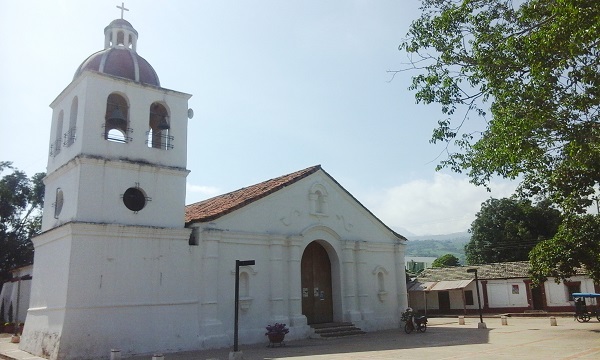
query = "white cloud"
(366, 173, 517, 236)
(185, 183, 221, 205)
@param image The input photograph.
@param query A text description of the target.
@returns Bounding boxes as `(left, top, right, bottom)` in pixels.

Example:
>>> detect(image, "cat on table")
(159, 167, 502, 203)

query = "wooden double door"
(301, 241, 333, 324)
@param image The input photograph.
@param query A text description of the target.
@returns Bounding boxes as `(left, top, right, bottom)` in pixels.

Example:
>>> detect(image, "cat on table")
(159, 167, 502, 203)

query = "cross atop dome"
(117, 2, 129, 19)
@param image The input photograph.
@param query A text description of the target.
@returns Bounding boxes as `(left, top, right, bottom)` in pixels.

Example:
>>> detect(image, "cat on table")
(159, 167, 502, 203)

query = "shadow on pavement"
(128, 325, 491, 359)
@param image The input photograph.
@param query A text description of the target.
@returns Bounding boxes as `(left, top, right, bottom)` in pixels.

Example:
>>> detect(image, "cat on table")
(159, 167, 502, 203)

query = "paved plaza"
(2, 316, 599, 360)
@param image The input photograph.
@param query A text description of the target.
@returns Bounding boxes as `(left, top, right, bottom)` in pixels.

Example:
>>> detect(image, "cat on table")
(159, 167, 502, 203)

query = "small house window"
(566, 282, 581, 301)
(465, 290, 474, 305)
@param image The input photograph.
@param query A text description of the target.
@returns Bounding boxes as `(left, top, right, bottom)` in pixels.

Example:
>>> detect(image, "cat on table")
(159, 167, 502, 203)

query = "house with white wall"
(408, 261, 599, 314)
(0, 265, 32, 325)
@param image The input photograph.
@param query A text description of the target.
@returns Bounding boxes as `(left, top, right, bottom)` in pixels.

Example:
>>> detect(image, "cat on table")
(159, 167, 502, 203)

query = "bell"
(157, 116, 170, 130)
(107, 107, 127, 128)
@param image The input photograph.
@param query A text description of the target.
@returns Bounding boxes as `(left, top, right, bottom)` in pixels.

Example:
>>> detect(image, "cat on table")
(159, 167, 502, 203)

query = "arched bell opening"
(147, 102, 173, 150)
(104, 93, 130, 143)
(51, 111, 64, 157)
(65, 97, 78, 147)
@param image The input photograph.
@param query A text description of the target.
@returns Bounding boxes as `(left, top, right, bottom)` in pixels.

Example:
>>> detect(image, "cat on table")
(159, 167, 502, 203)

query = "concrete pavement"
(2, 316, 599, 359)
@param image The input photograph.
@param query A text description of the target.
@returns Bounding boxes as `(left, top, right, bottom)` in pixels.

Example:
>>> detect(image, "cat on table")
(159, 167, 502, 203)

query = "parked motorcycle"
(401, 308, 427, 333)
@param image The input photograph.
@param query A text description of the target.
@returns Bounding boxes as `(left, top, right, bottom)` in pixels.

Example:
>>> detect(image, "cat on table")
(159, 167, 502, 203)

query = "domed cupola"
(73, 17, 160, 86)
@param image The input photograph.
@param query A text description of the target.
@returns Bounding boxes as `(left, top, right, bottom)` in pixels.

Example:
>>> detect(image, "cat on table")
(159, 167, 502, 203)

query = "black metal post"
(234, 260, 255, 353)
(467, 268, 483, 323)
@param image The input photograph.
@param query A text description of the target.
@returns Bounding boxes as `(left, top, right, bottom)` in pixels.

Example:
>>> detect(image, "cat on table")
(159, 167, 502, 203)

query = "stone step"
(310, 322, 366, 338)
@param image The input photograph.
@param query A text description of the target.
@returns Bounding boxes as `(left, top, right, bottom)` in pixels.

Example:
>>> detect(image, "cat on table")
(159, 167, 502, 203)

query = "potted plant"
(265, 323, 289, 347)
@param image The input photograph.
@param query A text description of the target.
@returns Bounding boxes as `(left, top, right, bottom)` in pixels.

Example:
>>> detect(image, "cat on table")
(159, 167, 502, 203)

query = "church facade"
(20, 15, 408, 360)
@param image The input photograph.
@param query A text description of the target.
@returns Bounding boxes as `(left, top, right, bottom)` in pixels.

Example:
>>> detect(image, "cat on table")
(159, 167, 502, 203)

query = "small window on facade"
(54, 188, 64, 219)
(240, 272, 250, 298)
(309, 184, 328, 215)
(122, 187, 148, 212)
(189, 229, 198, 246)
(315, 190, 325, 213)
(104, 93, 130, 143)
(147, 102, 173, 150)
(465, 290, 474, 305)
(377, 272, 385, 292)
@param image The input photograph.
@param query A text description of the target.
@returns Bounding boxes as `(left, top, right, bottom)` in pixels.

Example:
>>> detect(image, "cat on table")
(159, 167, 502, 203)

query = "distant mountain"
(404, 232, 470, 264)
(409, 231, 470, 242)
(392, 226, 416, 238)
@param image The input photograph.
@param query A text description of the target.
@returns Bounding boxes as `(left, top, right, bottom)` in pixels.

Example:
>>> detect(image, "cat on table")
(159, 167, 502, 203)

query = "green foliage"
(400, 0, 600, 280)
(0, 162, 45, 282)
(530, 214, 600, 284)
(465, 198, 561, 265)
(432, 253, 460, 267)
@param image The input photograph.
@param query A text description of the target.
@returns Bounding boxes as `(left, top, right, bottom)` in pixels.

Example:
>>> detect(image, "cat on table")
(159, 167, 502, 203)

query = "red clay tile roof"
(185, 165, 321, 224)
(184, 165, 406, 241)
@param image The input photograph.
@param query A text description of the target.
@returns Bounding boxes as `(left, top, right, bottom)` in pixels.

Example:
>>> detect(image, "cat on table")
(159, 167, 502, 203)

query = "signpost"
(467, 268, 487, 329)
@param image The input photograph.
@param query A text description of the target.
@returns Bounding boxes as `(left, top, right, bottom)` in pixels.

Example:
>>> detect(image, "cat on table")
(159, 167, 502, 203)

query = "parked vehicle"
(401, 308, 427, 333)
(572, 293, 600, 322)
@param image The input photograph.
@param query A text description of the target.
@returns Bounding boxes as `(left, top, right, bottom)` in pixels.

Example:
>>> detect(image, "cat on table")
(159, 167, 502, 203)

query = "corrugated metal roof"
(407, 281, 437, 292)
(430, 280, 473, 291)
(408, 280, 473, 292)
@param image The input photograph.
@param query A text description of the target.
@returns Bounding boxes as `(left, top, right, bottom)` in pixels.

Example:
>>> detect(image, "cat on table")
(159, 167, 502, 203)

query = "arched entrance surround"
(299, 226, 342, 324)
(302, 241, 333, 324)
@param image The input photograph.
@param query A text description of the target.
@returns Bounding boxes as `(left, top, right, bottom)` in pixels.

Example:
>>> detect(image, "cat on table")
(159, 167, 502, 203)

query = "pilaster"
(287, 237, 306, 326)
(355, 241, 373, 320)
(342, 241, 361, 322)
(269, 237, 288, 323)
(199, 231, 226, 346)
(394, 243, 408, 314)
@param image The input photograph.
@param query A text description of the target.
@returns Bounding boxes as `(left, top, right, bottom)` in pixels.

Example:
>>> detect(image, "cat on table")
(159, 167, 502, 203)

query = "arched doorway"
(301, 241, 333, 324)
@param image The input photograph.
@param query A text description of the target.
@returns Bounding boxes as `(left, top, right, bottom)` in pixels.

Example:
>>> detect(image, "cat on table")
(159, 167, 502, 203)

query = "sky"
(0, 0, 517, 236)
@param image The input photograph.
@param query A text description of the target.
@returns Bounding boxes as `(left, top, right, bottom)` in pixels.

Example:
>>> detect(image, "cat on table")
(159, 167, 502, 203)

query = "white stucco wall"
(486, 281, 528, 308)
(0, 266, 32, 324)
(190, 170, 408, 346)
(545, 276, 598, 308)
(21, 223, 194, 359)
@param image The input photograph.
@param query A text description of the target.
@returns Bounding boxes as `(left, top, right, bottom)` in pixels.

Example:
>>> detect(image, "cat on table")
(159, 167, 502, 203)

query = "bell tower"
(21, 9, 198, 360)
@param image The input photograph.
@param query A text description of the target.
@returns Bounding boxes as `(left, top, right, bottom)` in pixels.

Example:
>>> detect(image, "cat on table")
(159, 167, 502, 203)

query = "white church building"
(20, 14, 408, 360)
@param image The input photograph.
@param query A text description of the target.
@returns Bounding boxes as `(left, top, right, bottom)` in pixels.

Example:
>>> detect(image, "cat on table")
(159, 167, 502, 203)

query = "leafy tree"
(0, 162, 45, 282)
(530, 214, 600, 283)
(399, 0, 600, 280)
(432, 253, 460, 267)
(465, 198, 561, 264)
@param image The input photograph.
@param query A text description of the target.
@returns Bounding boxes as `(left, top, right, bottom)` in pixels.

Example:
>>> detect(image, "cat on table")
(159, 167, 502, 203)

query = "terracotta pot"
(267, 333, 285, 344)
